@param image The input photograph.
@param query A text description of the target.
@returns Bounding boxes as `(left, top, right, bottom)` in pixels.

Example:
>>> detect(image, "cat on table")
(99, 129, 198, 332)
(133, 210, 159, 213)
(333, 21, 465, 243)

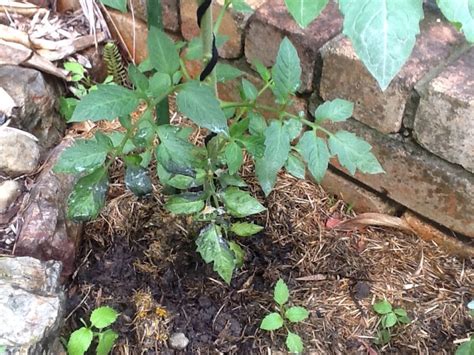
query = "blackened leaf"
(125, 165, 153, 196)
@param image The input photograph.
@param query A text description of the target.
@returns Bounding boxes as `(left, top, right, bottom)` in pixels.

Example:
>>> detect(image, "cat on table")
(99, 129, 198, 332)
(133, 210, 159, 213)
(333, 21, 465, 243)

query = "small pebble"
(169, 332, 189, 350)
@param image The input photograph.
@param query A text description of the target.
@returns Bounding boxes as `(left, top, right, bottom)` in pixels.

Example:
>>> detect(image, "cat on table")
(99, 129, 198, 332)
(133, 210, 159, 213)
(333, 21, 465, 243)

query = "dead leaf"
(332, 213, 413, 233)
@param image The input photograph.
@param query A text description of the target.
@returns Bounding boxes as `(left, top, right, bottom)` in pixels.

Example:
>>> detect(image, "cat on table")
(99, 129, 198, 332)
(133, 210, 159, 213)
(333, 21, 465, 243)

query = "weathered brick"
(321, 118, 474, 238)
(245, 0, 342, 93)
(130, 0, 180, 33)
(414, 47, 474, 173)
(180, 0, 264, 59)
(319, 13, 463, 134)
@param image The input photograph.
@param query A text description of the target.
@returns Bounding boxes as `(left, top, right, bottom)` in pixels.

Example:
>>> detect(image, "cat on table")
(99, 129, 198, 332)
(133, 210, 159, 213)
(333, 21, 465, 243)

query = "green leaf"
(230, 117, 249, 138)
(228, 241, 245, 267)
(394, 308, 408, 317)
(397, 315, 411, 324)
(271, 37, 301, 100)
(274, 279, 289, 306)
(67, 167, 108, 221)
(240, 79, 258, 101)
(71, 85, 140, 122)
(231, 0, 253, 13)
(67, 327, 93, 355)
(283, 118, 303, 140)
(128, 64, 149, 92)
(260, 312, 284, 331)
(255, 121, 291, 195)
(284, 0, 328, 28)
(285, 306, 309, 323)
(296, 132, 329, 183)
(239, 135, 265, 158)
(196, 224, 236, 284)
(285, 153, 306, 179)
(374, 329, 391, 345)
(176, 82, 228, 134)
(225, 141, 244, 175)
(230, 222, 264, 237)
(99, 0, 127, 12)
(315, 98, 354, 122)
(253, 59, 271, 82)
(165, 195, 204, 215)
(221, 187, 266, 217)
(286, 331, 304, 354)
(339, 0, 424, 90)
(64, 61, 85, 81)
(59, 97, 79, 121)
(133, 112, 155, 148)
(248, 112, 267, 136)
(149, 72, 172, 97)
(455, 339, 474, 355)
(147, 27, 180, 75)
(381, 312, 398, 328)
(373, 299, 392, 315)
(328, 130, 384, 176)
(437, 0, 474, 42)
(218, 173, 248, 188)
(107, 131, 135, 154)
(54, 138, 111, 174)
(90, 306, 119, 329)
(215, 63, 243, 82)
(125, 165, 153, 196)
(96, 329, 119, 355)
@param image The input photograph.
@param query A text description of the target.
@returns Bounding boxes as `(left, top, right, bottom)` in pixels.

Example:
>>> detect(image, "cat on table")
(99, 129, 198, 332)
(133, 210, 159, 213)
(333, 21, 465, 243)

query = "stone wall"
(161, 0, 474, 239)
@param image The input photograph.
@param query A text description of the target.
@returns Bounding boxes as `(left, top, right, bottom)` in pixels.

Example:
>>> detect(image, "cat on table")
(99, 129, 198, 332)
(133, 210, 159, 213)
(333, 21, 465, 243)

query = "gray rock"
(0, 65, 65, 152)
(0, 256, 65, 354)
(0, 127, 40, 176)
(169, 332, 189, 350)
(0, 180, 21, 213)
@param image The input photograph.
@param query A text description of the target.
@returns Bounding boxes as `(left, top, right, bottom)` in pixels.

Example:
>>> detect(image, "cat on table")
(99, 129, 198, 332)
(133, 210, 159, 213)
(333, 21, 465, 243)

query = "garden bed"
(64, 118, 473, 354)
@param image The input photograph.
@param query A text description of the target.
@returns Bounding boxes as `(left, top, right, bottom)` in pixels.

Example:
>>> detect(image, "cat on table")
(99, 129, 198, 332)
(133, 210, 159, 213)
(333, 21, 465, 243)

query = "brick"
(131, 0, 180, 33)
(180, 0, 264, 59)
(414, 47, 474, 173)
(321, 118, 474, 238)
(319, 13, 463, 134)
(245, 0, 342, 93)
(320, 169, 400, 214)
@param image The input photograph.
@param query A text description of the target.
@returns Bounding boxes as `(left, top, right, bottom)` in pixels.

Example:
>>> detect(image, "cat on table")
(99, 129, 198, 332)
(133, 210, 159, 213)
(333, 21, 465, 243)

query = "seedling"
(67, 306, 119, 355)
(373, 299, 411, 345)
(260, 279, 309, 353)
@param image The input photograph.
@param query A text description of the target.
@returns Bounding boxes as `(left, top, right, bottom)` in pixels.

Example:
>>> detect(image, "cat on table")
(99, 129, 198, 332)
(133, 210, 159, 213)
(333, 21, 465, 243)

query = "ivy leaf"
(315, 99, 354, 122)
(54, 138, 111, 174)
(285, 153, 306, 179)
(67, 167, 108, 222)
(274, 279, 289, 306)
(296, 132, 330, 183)
(381, 313, 398, 328)
(339, 0, 424, 90)
(225, 141, 244, 175)
(260, 312, 284, 331)
(373, 299, 392, 315)
(328, 130, 384, 176)
(230, 222, 264, 237)
(90, 306, 119, 329)
(437, 0, 474, 42)
(284, 0, 328, 28)
(240, 79, 258, 101)
(71, 85, 140, 122)
(215, 63, 243, 82)
(220, 187, 266, 217)
(176, 82, 228, 134)
(285, 306, 309, 323)
(67, 327, 93, 355)
(165, 195, 204, 215)
(196, 224, 236, 284)
(272, 37, 301, 100)
(255, 121, 291, 196)
(96, 329, 119, 355)
(286, 331, 304, 354)
(99, 0, 126, 12)
(147, 27, 180, 75)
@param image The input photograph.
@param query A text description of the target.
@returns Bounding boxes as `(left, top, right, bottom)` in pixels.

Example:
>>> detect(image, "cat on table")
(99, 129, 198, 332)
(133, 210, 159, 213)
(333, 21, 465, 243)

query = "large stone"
(0, 66, 65, 151)
(0, 180, 21, 214)
(0, 256, 64, 354)
(414, 47, 474, 173)
(130, 0, 180, 32)
(181, 0, 264, 59)
(15, 140, 82, 279)
(321, 118, 474, 238)
(245, 0, 342, 93)
(0, 127, 40, 176)
(319, 14, 464, 134)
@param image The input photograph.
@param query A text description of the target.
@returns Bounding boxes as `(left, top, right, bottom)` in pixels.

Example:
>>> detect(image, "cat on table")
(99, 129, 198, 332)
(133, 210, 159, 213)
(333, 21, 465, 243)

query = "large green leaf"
(90, 306, 119, 329)
(328, 130, 384, 176)
(99, 0, 126, 12)
(285, 306, 309, 323)
(255, 121, 291, 196)
(339, 0, 424, 90)
(271, 37, 301, 100)
(196, 224, 236, 284)
(260, 312, 284, 331)
(373, 299, 393, 315)
(215, 63, 243, 82)
(225, 141, 243, 175)
(230, 222, 264, 237)
(67, 327, 93, 355)
(147, 27, 180, 75)
(284, 0, 328, 28)
(165, 195, 204, 215)
(96, 329, 119, 355)
(71, 85, 139, 122)
(315, 99, 354, 122)
(220, 187, 266, 217)
(148, 72, 171, 97)
(296, 131, 330, 183)
(176, 82, 228, 134)
(285, 153, 306, 179)
(437, 0, 474, 42)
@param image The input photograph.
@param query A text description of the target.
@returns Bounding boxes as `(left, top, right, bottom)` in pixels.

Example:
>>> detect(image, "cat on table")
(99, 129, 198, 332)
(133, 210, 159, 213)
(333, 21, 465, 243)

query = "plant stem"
(198, 0, 218, 95)
(213, 0, 231, 34)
